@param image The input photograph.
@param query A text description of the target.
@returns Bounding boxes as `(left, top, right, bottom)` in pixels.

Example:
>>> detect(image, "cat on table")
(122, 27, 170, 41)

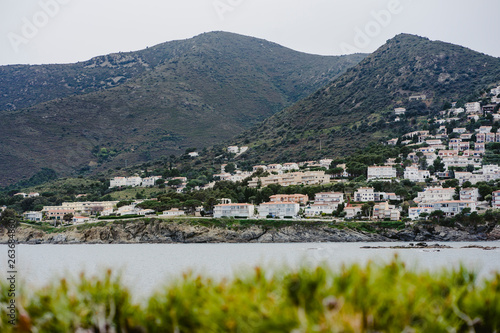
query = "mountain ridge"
(235, 33, 500, 163)
(0, 31, 365, 186)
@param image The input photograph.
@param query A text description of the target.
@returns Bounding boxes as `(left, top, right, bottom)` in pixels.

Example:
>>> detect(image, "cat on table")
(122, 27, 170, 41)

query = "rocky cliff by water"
(1, 220, 499, 244)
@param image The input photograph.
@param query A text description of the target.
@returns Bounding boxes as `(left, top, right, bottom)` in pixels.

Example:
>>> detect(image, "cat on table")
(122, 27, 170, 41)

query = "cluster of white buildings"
(109, 176, 162, 188)
(408, 186, 477, 220)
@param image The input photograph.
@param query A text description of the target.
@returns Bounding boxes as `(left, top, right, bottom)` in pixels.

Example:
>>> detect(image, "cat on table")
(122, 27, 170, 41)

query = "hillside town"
(11, 86, 500, 224)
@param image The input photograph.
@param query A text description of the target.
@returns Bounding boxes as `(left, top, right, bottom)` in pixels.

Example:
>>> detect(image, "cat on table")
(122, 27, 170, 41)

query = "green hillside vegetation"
(236, 33, 500, 164)
(1, 259, 499, 332)
(0, 32, 365, 186)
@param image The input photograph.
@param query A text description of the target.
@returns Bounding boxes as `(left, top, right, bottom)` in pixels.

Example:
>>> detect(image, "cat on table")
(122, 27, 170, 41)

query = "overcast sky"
(1, 0, 499, 66)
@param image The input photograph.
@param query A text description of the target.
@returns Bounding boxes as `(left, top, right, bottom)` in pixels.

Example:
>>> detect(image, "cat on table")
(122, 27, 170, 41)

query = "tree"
(478, 184, 493, 201)
(184, 199, 202, 214)
(168, 179, 183, 187)
(0, 209, 19, 228)
(224, 163, 236, 174)
(430, 210, 445, 223)
(63, 213, 74, 223)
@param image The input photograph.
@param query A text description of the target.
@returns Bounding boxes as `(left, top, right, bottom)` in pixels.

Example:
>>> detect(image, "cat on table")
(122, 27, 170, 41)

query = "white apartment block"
(213, 203, 255, 218)
(60, 201, 119, 215)
(465, 102, 481, 114)
(258, 202, 300, 218)
(269, 194, 309, 205)
(110, 176, 142, 188)
(354, 187, 375, 202)
(431, 201, 476, 217)
(414, 187, 455, 204)
(459, 188, 480, 202)
(314, 192, 344, 207)
(248, 171, 330, 188)
(372, 202, 400, 221)
(404, 166, 430, 182)
(453, 128, 467, 134)
(305, 204, 335, 216)
(367, 166, 396, 181)
(493, 191, 500, 210)
(142, 176, 162, 187)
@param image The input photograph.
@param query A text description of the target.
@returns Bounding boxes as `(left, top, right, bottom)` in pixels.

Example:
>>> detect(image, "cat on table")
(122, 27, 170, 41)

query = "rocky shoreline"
(1, 220, 500, 244)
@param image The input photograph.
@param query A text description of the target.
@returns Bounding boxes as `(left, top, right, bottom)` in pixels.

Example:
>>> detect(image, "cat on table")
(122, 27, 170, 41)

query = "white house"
(282, 163, 299, 171)
(404, 166, 430, 182)
(258, 202, 300, 218)
(213, 203, 255, 218)
(394, 107, 406, 115)
(344, 205, 362, 219)
(72, 216, 90, 224)
(23, 211, 42, 222)
(367, 166, 396, 181)
(228, 146, 240, 154)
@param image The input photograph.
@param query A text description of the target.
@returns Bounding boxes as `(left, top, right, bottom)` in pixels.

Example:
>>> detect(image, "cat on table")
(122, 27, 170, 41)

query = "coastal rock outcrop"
(0, 220, 498, 244)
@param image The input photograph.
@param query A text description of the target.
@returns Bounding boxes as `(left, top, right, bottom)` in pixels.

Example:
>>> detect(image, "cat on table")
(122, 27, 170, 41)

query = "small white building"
(213, 203, 255, 218)
(258, 202, 300, 218)
(228, 146, 240, 154)
(367, 166, 396, 181)
(161, 208, 186, 217)
(394, 107, 406, 115)
(344, 205, 362, 219)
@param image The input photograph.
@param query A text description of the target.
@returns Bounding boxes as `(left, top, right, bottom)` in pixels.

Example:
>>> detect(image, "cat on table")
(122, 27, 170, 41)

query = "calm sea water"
(2, 241, 500, 299)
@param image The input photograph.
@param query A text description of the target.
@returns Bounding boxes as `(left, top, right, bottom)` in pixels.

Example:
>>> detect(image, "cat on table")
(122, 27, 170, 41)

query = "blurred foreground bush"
(1, 258, 499, 332)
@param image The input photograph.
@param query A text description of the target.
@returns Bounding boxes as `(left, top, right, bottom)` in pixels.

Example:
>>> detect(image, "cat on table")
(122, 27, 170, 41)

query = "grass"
(1, 258, 499, 332)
